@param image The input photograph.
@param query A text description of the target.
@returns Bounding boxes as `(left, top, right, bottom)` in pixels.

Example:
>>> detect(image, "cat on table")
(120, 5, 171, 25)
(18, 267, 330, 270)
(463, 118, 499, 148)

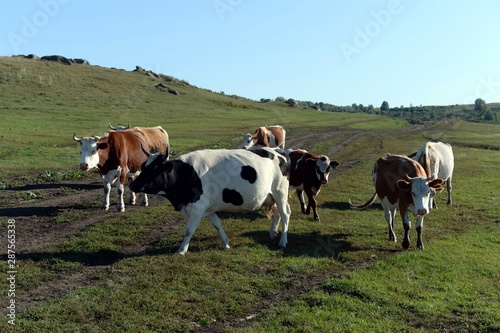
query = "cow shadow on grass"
(16, 249, 126, 267)
(9, 182, 102, 192)
(320, 200, 383, 211)
(241, 229, 375, 260)
(0, 204, 90, 217)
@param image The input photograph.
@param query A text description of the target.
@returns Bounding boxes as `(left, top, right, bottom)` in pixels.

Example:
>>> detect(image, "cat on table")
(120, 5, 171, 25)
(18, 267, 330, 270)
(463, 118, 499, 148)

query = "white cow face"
(77, 137, 101, 171)
(398, 176, 444, 216)
(315, 156, 340, 185)
(242, 133, 254, 149)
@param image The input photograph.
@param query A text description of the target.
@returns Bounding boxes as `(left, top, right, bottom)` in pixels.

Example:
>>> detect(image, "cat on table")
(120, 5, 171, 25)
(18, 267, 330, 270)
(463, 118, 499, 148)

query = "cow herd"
(73, 124, 454, 253)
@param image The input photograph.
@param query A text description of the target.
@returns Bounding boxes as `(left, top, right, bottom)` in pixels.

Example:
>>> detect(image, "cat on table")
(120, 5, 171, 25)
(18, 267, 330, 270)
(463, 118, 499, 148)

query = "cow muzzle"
(417, 208, 428, 216)
(79, 163, 89, 171)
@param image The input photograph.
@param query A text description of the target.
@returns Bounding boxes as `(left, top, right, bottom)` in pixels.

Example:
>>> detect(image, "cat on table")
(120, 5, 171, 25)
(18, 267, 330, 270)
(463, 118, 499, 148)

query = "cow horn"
(141, 144, 151, 158)
(92, 135, 101, 141)
(126, 121, 131, 129)
(405, 174, 415, 182)
(73, 134, 82, 142)
(108, 123, 116, 130)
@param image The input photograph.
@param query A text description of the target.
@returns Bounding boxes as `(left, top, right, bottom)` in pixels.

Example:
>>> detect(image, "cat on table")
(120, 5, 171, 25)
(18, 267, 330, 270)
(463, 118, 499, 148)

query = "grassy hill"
(0, 55, 499, 332)
(0, 55, 408, 180)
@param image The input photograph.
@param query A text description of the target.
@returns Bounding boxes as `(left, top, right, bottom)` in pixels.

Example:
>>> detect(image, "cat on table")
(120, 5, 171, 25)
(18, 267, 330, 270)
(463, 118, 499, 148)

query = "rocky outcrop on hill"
(14, 54, 90, 65)
(155, 83, 179, 95)
(285, 98, 299, 107)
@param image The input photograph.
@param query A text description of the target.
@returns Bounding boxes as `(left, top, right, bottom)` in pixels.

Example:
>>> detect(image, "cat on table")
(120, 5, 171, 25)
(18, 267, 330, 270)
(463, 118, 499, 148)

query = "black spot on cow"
(130, 158, 203, 212)
(222, 188, 244, 206)
(240, 165, 257, 184)
(248, 147, 275, 160)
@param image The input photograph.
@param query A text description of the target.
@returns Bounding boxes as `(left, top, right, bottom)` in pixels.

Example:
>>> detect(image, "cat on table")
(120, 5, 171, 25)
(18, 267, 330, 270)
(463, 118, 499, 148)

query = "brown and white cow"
(409, 141, 454, 207)
(109, 124, 170, 156)
(243, 125, 286, 149)
(350, 154, 444, 249)
(287, 149, 339, 221)
(74, 129, 153, 212)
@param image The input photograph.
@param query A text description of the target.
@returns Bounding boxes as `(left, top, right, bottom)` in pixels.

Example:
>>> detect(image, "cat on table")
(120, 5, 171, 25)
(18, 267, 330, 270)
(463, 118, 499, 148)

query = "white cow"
(130, 147, 291, 254)
(411, 141, 454, 207)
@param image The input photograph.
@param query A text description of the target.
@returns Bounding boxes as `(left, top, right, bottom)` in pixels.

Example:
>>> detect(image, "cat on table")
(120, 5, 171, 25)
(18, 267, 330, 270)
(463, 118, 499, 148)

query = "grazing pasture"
(0, 57, 499, 332)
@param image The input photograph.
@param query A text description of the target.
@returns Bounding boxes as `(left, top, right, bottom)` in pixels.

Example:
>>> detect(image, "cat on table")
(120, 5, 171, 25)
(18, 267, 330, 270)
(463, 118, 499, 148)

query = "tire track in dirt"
(14, 217, 186, 313)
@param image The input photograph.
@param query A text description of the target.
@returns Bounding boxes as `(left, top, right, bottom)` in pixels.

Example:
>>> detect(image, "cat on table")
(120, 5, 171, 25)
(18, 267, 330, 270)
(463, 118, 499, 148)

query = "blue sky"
(2, 1, 499, 107)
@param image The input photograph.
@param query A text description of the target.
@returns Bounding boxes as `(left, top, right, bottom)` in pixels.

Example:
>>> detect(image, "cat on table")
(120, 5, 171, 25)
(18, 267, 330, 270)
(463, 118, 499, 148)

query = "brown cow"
(109, 124, 170, 156)
(350, 154, 444, 249)
(73, 129, 151, 212)
(287, 149, 339, 221)
(243, 125, 286, 149)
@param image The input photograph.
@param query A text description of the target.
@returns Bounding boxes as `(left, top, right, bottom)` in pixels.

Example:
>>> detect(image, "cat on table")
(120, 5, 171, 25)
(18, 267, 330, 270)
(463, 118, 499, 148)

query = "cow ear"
(97, 142, 108, 150)
(429, 178, 445, 192)
(397, 179, 412, 191)
(163, 161, 174, 173)
(330, 161, 340, 169)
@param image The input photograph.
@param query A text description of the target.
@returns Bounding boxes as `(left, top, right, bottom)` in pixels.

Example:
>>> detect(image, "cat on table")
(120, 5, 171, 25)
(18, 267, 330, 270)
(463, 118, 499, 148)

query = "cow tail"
(349, 192, 378, 210)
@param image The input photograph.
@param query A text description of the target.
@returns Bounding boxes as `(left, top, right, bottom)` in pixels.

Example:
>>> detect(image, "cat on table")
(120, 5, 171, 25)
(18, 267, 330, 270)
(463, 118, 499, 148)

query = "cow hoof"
(417, 242, 424, 250)
(117, 207, 125, 213)
(401, 240, 410, 249)
(313, 217, 320, 222)
(142, 202, 149, 207)
(102, 206, 110, 211)
(221, 244, 230, 250)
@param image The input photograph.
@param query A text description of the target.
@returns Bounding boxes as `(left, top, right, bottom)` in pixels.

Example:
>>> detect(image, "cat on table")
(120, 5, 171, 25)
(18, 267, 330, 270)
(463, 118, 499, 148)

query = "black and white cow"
(129, 147, 291, 254)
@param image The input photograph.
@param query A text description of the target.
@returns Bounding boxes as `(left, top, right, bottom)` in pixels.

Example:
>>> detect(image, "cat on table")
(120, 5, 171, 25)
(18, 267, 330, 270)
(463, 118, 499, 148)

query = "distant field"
(0, 56, 498, 332)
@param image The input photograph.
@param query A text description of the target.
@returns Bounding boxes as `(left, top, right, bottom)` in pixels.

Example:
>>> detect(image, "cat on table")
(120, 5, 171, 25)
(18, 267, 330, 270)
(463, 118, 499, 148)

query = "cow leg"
(384, 208, 397, 242)
(446, 177, 453, 205)
(129, 191, 137, 205)
(141, 193, 149, 207)
(207, 213, 230, 250)
(116, 182, 126, 212)
(273, 189, 291, 249)
(305, 189, 320, 222)
(269, 204, 281, 241)
(102, 181, 111, 211)
(296, 190, 307, 214)
(381, 198, 397, 242)
(401, 210, 411, 249)
(416, 216, 425, 250)
(176, 210, 204, 255)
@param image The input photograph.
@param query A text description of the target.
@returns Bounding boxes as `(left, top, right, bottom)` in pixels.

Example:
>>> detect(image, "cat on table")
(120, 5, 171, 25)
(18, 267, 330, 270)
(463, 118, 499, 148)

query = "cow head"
(129, 147, 171, 195)
(397, 175, 444, 216)
(313, 156, 340, 184)
(73, 134, 105, 171)
(242, 133, 254, 149)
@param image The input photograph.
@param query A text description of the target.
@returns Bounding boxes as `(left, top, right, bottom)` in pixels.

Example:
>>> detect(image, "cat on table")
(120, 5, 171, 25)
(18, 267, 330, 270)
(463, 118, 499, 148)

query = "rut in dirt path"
(13, 217, 186, 313)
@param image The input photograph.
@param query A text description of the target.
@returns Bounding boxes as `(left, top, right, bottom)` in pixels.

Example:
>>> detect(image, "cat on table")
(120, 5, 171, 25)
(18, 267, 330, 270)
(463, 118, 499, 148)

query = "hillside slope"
(0, 55, 406, 178)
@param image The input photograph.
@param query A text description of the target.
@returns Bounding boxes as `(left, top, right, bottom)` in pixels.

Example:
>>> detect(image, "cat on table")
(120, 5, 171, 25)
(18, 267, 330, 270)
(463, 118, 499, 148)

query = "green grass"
(0, 56, 499, 332)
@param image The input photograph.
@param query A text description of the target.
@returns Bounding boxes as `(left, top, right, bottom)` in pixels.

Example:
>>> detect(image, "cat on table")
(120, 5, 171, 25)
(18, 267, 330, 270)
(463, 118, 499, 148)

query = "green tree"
(381, 101, 389, 112)
(474, 98, 487, 115)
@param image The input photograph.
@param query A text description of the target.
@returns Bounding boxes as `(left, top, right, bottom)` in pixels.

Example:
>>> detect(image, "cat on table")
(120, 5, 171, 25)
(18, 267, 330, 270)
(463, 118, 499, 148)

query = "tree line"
(273, 98, 499, 124)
